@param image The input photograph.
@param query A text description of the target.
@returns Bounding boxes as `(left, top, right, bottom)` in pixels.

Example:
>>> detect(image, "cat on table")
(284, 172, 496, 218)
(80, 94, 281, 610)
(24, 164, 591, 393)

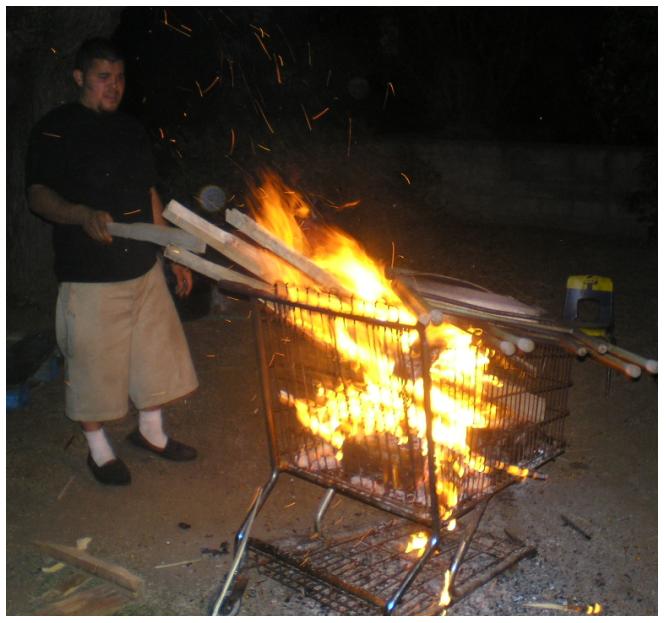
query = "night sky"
(111, 6, 656, 148)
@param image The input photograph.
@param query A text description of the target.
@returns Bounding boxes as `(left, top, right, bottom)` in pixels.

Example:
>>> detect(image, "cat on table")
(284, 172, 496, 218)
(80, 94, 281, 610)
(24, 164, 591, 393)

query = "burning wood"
(161, 172, 652, 523)
(162, 170, 654, 613)
(225, 207, 349, 295)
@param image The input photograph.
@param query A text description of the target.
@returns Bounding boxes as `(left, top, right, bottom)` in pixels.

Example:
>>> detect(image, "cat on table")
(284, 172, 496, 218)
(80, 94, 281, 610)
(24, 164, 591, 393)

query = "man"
(25, 38, 199, 486)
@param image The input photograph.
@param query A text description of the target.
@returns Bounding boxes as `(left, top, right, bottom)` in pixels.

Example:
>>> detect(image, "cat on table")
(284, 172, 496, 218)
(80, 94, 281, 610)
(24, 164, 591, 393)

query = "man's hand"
(171, 263, 193, 297)
(82, 209, 113, 244)
(28, 185, 113, 244)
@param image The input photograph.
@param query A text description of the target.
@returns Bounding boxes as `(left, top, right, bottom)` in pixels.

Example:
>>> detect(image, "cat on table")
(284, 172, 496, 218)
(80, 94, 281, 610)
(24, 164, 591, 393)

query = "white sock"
(139, 409, 168, 449)
(84, 428, 116, 466)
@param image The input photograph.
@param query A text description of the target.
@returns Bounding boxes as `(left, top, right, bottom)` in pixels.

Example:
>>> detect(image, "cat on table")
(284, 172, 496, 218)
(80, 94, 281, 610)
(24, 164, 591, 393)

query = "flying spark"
(229, 128, 236, 156)
(203, 76, 220, 95)
(250, 24, 270, 38)
(274, 53, 282, 85)
(163, 21, 191, 38)
(300, 104, 312, 131)
(311, 107, 330, 121)
(253, 32, 271, 60)
(254, 99, 275, 134)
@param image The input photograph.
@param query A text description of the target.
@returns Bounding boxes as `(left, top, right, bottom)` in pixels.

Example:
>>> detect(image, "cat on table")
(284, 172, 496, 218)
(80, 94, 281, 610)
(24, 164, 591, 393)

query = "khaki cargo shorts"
(56, 260, 199, 422)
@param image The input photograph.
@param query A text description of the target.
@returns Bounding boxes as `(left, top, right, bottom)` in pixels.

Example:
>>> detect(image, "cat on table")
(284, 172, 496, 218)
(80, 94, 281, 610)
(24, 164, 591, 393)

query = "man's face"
(74, 59, 125, 113)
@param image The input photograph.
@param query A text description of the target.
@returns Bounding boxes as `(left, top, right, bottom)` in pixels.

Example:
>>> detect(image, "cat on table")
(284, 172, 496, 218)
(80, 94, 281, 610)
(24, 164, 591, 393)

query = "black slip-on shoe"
(87, 453, 131, 486)
(127, 428, 197, 462)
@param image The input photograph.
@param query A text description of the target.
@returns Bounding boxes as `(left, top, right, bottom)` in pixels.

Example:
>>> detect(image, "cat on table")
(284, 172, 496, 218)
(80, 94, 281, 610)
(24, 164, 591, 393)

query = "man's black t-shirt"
(26, 102, 159, 283)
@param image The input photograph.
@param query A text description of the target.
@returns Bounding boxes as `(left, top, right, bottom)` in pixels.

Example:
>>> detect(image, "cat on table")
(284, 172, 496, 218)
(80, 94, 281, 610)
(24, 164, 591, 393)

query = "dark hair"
(74, 38, 124, 73)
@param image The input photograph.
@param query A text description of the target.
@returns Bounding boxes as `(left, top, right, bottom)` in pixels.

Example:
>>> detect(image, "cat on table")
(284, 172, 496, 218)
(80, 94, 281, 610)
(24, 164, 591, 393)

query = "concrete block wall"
(401, 139, 649, 237)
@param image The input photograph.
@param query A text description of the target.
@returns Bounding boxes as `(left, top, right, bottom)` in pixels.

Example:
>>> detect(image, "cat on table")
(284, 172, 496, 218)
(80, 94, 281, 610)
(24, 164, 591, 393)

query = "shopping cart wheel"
(210, 575, 247, 616)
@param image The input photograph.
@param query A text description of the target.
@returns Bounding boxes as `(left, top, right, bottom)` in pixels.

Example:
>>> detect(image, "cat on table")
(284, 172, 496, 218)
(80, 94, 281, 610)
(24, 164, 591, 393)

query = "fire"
(439, 569, 452, 613)
(247, 171, 528, 514)
(247, 171, 403, 311)
(405, 531, 429, 557)
(247, 170, 529, 606)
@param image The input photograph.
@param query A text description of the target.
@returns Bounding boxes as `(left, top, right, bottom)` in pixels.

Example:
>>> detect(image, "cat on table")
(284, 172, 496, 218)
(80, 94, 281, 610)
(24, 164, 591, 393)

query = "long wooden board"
(163, 200, 277, 282)
(107, 222, 205, 254)
(225, 207, 351, 295)
(164, 245, 271, 293)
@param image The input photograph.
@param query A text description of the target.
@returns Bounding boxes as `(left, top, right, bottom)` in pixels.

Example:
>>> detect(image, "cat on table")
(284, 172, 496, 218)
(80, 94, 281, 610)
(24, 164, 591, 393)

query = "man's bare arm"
(27, 184, 112, 243)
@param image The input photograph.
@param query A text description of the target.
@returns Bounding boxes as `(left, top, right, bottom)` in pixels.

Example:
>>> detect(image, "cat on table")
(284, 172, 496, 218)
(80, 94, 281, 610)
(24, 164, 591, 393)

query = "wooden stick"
(34, 541, 144, 594)
(106, 222, 205, 254)
(573, 331, 610, 354)
(546, 334, 588, 357)
(164, 245, 271, 293)
(490, 326, 535, 353)
(587, 349, 641, 379)
(481, 327, 516, 356)
(163, 200, 279, 282)
(226, 208, 351, 295)
(604, 343, 657, 374)
(154, 558, 203, 569)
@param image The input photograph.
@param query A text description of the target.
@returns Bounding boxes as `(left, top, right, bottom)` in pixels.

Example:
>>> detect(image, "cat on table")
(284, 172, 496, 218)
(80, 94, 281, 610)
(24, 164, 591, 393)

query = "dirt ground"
(5, 193, 658, 616)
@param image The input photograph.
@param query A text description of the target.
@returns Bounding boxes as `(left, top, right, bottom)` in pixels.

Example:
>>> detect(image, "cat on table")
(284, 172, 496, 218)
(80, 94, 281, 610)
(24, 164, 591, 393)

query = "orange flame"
(244, 170, 529, 607)
(244, 171, 526, 520)
(405, 531, 429, 557)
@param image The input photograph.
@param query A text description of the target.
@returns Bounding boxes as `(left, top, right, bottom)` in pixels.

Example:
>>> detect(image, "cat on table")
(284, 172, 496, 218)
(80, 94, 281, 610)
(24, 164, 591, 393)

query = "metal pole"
(313, 488, 336, 537)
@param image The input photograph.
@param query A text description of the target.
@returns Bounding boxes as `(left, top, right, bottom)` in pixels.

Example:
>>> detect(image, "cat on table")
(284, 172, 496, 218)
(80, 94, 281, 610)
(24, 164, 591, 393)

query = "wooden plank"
(107, 222, 206, 254)
(34, 583, 131, 616)
(225, 207, 351, 295)
(490, 326, 535, 353)
(163, 200, 278, 282)
(34, 541, 144, 594)
(164, 245, 272, 293)
(605, 342, 657, 374)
